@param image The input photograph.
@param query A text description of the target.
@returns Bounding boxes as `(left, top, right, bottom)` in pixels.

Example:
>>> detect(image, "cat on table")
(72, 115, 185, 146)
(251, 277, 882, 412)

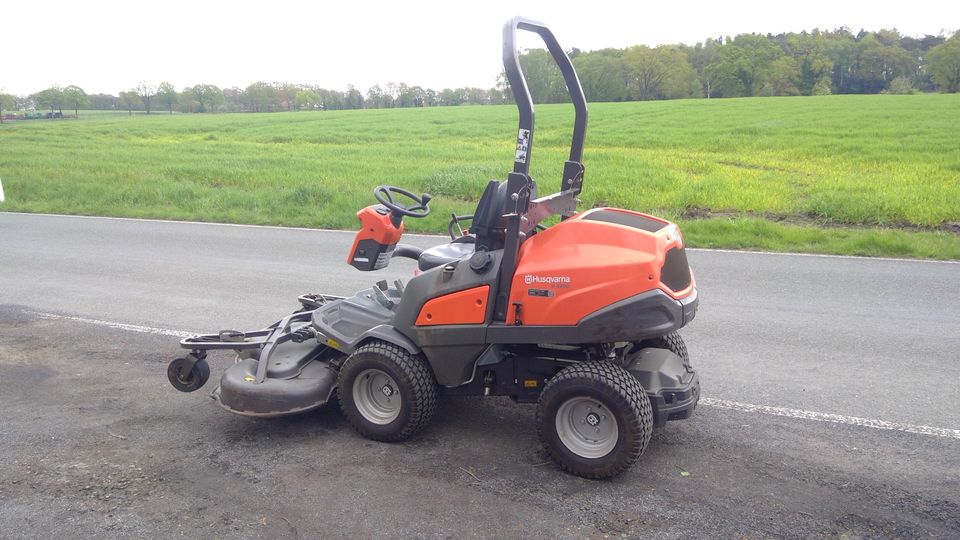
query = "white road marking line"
(28, 310, 960, 440)
(32, 311, 193, 338)
(4, 212, 957, 264)
(685, 247, 960, 265)
(701, 398, 960, 440)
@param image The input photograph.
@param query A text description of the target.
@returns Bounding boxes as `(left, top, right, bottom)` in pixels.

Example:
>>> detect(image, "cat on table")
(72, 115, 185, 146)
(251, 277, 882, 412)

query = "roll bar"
(492, 18, 589, 322)
(502, 16, 588, 194)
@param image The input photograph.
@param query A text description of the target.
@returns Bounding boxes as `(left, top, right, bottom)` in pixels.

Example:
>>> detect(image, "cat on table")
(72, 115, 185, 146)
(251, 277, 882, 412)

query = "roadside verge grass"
(1, 94, 958, 259)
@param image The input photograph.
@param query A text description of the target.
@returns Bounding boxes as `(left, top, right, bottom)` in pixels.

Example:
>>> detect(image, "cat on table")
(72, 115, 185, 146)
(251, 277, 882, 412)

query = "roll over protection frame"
(502, 16, 588, 194)
(494, 17, 590, 321)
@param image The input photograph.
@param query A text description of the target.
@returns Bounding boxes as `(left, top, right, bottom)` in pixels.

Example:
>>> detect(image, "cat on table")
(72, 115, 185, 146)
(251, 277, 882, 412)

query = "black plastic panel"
(486, 288, 688, 344)
(661, 247, 692, 292)
(350, 238, 396, 271)
(582, 210, 667, 233)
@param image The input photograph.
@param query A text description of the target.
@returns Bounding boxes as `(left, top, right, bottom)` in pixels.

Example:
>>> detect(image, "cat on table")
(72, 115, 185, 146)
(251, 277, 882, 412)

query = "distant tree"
(0, 92, 15, 123)
(903, 38, 943, 91)
(118, 90, 141, 115)
(465, 87, 489, 105)
(811, 78, 833, 95)
(366, 84, 388, 108)
(874, 28, 903, 47)
(222, 87, 244, 112)
(885, 76, 915, 94)
(518, 49, 567, 103)
(277, 83, 299, 111)
(688, 39, 721, 97)
(495, 72, 513, 104)
(88, 93, 118, 110)
(784, 32, 833, 95)
(135, 82, 156, 114)
(394, 83, 423, 107)
(243, 82, 277, 112)
(622, 45, 697, 100)
(344, 85, 364, 109)
(295, 89, 321, 110)
(191, 84, 224, 112)
(928, 36, 960, 92)
(177, 87, 196, 112)
(62, 85, 89, 116)
(855, 34, 915, 93)
(157, 81, 178, 113)
(761, 56, 801, 95)
(34, 86, 66, 114)
(825, 28, 860, 93)
(430, 88, 444, 106)
(438, 87, 466, 106)
(573, 50, 628, 102)
(316, 88, 340, 110)
(14, 95, 35, 110)
(707, 34, 782, 97)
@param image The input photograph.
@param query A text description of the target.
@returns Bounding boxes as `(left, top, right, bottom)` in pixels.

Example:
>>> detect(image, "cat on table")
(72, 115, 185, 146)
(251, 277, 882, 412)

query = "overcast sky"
(2, 0, 956, 96)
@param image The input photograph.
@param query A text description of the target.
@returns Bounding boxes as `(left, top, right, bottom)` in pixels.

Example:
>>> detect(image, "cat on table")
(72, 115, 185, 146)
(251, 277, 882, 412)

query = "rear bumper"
(679, 287, 698, 326)
(625, 347, 700, 427)
(646, 373, 699, 427)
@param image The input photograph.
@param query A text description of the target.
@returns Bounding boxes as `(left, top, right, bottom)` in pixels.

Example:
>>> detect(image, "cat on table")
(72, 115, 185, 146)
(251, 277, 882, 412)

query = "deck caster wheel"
(167, 355, 210, 392)
(537, 361, 653, 479)
(338, 341, 438, 442)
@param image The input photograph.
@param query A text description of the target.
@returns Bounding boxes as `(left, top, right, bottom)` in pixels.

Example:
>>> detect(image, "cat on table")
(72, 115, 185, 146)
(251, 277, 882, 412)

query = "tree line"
(2, 28, 958, 120)
(542, 28, 960, 102)
(1, 80, 514, 117)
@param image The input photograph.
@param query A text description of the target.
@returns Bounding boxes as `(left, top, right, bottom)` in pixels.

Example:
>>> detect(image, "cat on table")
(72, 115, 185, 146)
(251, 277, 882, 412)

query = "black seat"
(417, 237, 476, 271)
(417, 179, 509, 271)
(470, 180, 508, 251)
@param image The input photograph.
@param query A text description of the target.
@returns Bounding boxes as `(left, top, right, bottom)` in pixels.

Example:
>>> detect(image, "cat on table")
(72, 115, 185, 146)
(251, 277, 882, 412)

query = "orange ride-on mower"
(167, 17, 699, 479)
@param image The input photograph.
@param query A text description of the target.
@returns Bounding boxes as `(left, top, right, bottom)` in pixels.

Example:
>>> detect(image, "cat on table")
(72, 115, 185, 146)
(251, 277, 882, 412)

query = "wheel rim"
(352, 369, 401, 425)
(555, 397, 619, 459)
(175, 361, 195, 384)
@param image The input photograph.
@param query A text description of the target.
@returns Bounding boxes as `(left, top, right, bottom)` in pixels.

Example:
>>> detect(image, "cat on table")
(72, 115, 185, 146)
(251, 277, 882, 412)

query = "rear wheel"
(537, 361, 653, 479)
(338, 341, 438, 442)
(635, 331, 688, 364)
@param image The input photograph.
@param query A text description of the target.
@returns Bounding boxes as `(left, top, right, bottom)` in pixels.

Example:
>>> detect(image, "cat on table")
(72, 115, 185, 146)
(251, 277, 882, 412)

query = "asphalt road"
(1, 212, 958, 538)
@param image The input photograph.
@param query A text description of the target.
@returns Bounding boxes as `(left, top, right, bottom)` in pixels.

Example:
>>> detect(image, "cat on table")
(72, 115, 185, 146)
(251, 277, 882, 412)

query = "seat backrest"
(469, 180, 506, 251)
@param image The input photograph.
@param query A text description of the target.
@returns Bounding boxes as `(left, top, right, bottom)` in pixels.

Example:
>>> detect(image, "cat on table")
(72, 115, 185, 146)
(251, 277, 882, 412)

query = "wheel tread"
(639, 331, 689, 365)
(339, 341, 438, 442)
(536, 361, 653, 479)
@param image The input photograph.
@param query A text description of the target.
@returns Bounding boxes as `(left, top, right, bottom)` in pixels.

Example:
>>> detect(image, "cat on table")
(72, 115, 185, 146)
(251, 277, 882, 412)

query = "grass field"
(1, 94, 958, 259)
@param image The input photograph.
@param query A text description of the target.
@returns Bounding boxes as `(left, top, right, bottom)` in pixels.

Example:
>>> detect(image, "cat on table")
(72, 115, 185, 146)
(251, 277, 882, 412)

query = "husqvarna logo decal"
(523, 274, 571, 286)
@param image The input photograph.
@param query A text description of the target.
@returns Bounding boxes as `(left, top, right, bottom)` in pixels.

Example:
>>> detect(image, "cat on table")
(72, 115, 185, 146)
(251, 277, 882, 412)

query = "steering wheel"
(374, 185, 431, 219)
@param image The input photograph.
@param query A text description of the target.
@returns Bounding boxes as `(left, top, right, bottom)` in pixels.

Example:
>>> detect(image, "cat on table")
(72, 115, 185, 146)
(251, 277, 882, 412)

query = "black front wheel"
(537, 361, 653, 479)
(167, 355, 210, 392)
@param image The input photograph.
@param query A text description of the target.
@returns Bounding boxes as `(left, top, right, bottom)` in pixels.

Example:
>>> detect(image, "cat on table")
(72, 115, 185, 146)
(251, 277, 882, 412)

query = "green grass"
(2, 94, 958, 259)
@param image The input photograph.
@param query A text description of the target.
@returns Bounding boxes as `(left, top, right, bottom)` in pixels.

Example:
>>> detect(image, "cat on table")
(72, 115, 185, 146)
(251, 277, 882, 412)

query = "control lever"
(372, 283, 396, 309)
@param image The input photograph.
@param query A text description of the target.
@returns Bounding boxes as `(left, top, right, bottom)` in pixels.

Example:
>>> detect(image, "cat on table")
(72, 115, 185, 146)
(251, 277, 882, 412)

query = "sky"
(1, 0, 957, 96)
